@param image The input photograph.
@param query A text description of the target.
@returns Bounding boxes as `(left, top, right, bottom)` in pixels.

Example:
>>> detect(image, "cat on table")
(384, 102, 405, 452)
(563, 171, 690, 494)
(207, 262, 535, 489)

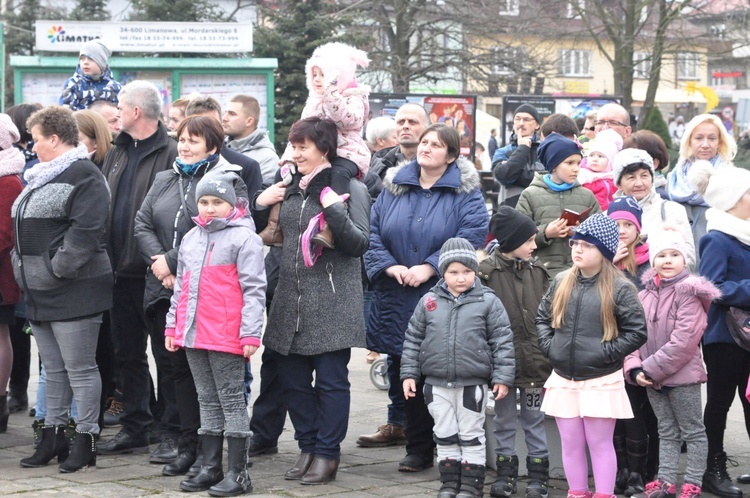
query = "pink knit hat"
(0, 113, 21, 150)
(586, 129, 622, 172)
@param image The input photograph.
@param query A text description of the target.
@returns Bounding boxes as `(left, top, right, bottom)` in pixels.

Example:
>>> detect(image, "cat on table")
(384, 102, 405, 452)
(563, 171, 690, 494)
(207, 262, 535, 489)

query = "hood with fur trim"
(305, 42, 369, 94)
(641, 268, 721, 313)
(382, 157, 480, 197)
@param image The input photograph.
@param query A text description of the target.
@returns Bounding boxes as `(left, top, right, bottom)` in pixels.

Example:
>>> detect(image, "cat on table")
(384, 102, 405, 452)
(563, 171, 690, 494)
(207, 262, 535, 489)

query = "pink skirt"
(541, 369, 633, 419)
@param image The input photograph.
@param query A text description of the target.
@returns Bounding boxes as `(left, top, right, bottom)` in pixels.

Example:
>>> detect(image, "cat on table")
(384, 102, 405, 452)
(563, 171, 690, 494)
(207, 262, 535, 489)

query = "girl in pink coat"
(625, 231, 720, 498)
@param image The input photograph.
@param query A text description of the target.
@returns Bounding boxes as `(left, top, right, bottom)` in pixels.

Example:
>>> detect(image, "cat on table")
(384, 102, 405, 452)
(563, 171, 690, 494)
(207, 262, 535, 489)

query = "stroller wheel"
(369, 357, 390, 391)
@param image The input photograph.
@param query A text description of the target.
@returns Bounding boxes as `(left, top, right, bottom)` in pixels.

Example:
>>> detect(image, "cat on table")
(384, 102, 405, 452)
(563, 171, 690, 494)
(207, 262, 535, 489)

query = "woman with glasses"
(668, 114, 736, 254)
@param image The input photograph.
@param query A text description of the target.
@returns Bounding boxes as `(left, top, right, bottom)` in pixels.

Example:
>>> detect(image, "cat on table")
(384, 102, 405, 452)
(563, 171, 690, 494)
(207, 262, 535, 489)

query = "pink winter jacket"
(165, 206, 266, 356)
(281, 85, 371, 176)
(624, 268, 721, 389)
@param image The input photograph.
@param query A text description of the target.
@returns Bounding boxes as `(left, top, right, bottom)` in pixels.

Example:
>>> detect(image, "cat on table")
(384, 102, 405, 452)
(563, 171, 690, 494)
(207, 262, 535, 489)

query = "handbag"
(726, 307, 750, 351)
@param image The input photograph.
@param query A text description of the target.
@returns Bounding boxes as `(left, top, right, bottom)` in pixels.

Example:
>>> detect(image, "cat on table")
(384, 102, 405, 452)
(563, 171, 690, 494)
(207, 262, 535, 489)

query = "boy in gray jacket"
(401, 238, 515, 498)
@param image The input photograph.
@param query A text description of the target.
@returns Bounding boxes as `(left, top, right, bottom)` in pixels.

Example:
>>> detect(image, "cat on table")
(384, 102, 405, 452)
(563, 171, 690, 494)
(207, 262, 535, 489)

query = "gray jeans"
(31, 315, 102, 434)
(492, 387, 549, 458)
(186, 348, 250, 438)
(647, 384, 708, 485)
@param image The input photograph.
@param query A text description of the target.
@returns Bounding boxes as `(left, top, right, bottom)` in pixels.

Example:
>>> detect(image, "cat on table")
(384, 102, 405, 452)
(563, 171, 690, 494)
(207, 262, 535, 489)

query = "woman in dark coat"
(14, 105, 112, 472)
(362, 123, 488, 471)
(253, 117, 370, 485)
(134, 115, 245, 477)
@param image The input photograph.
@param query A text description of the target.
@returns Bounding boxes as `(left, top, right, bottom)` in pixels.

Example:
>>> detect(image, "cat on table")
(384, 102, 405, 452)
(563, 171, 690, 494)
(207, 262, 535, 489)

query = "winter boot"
(702, 452, 742, 498)
(458, 463, 486, 498)
(312, 222, 335, 249)
(0, 393, 9, 433)
(7, 389, 28, 414)
(163, 439, 198, 476)
(490, 454, 518, 497)
(180, 434, 224, 492)
(208, 436, 252, 497)
(259, 203, 283, 246)
(525, 456, 549, 498)
(614, 434, 630, 494)
(20, 424, 69, 467)
(32, 419, 45, 448)
(187, 437, 204, 477)
(438, 459, 462, 498)
(625, 438, 649, 496)
(59, 431, 96, 473)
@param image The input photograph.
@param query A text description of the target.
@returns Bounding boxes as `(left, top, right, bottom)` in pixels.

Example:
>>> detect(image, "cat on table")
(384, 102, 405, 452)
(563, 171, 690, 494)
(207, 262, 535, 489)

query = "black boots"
(458, 463, 486, 498)
(60, 431, 96, 473)
(490, 454, 518, 497)
(180, 434, 224, 492)
(702, 452, 742, 498)
(163, 439, 198, 476)
(614, 434, 629, 494)
(208, 437, 252, 497)
(438, 459, 462, 498)
(0, 393, 8, 433)
(526, 456, 550, 498)
(625, 438, 648, 496)
(20, 425, 69, 467)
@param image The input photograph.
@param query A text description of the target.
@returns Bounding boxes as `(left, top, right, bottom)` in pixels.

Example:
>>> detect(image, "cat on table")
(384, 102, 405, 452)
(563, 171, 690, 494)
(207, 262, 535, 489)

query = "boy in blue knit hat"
(516, 133, 601, 276)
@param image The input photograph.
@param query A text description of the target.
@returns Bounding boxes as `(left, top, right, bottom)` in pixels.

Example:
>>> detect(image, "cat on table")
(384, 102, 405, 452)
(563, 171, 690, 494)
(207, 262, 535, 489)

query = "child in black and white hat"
(401, 237, 515, 498)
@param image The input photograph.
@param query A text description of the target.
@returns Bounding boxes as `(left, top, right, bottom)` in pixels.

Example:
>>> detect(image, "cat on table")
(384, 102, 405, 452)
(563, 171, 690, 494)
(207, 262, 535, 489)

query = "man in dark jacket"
(488, 128, 498, 159)
(99, 81, 178, 458)
(492, 104, 543, 208)
(370, 103, 429, 180)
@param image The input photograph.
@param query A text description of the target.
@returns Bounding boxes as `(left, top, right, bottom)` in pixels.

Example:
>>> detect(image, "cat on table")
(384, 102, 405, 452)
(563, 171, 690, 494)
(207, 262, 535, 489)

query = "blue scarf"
(175, 153, 219, 176)
(543, 174, 576, 192)
(668, 155, 722, 206)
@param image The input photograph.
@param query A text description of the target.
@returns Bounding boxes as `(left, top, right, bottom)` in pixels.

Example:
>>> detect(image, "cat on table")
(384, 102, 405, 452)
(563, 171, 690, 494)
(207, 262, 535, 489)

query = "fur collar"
(641, 268, 721, 312)
(382, 157, 480, 197)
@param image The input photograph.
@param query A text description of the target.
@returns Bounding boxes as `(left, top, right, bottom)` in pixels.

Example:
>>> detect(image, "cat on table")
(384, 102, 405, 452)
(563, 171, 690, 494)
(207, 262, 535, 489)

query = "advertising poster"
(370, 93, 478, 159)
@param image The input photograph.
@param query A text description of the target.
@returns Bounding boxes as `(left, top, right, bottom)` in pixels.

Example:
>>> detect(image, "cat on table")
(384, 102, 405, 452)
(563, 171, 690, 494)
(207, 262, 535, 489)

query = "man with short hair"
(370, 103, 430, 179)
(594, 103, 632, 139)
(488, 128, 498, 159)
(89, 100, 121, 133)
(184, 96, 263, 197)
(223, 94, 280, 183)
(99, 81, 178, 457)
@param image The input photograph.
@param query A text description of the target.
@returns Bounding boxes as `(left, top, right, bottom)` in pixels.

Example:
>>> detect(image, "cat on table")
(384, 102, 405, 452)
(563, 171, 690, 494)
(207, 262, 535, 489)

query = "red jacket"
(0, 174, 22, 306)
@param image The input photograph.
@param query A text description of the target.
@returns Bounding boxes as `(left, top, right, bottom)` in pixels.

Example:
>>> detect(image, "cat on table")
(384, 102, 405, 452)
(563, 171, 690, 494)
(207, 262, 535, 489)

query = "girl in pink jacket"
(165, 170, 266, 496)
(625, 231, 720, 498)
(279, 42, 371, 248)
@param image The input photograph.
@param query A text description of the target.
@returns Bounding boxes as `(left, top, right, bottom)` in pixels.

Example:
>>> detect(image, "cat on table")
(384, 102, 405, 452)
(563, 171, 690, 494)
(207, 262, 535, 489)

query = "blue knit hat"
(538, 133, 582, 172)
(607, 196, 642, 232)
(571, 213, 620, 262)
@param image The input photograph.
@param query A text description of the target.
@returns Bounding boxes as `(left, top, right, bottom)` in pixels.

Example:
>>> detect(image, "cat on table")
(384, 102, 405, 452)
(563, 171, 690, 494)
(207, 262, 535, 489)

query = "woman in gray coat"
(253, 117, 370, 485)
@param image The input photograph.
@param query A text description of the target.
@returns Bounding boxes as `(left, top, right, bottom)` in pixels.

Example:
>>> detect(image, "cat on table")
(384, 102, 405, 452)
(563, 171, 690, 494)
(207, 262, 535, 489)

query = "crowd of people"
(0, 39, 748, 498)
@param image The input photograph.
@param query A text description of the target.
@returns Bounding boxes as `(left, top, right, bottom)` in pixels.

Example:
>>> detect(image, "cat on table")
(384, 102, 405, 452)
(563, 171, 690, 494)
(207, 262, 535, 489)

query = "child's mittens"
(280, 163, 296, 186)
(320, 186, 349, 208)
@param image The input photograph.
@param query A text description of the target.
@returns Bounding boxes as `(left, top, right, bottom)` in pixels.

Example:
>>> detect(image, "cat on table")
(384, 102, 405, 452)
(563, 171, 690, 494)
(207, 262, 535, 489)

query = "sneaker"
(32, 419, 45, 449)
(633, 479, 677, 498)
(356, 423, 407, 447)
(566, 491, 593, 498)
(678, 483, 701, 498)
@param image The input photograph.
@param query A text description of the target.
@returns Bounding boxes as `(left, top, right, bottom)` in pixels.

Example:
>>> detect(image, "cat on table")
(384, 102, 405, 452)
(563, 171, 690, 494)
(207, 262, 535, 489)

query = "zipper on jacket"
(569, 282, 585, 380)
(326, 262, 335, 293)
(192, 236, 213, 333)
(172, 179, 193, 249)
(294, 196, 307, 332)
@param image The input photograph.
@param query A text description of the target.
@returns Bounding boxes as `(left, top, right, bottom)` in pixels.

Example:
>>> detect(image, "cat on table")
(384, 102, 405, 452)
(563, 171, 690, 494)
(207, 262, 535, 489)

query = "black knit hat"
(438, 238, 479, 276)
(491, 207, 538, 253)
(514, 103, 541, 124)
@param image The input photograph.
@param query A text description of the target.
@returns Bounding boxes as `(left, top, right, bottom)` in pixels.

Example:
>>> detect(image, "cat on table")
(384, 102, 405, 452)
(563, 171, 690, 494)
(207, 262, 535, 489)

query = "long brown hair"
(551, 261, 622, 342)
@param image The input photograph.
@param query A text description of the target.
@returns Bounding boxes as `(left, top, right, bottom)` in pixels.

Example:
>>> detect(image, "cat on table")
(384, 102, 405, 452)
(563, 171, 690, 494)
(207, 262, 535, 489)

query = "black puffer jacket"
(536, 270, 647, 381)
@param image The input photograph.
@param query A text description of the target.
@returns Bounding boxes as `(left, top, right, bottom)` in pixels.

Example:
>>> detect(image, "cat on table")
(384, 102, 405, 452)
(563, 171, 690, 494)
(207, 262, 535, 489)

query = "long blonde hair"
(618, 234, 642, 276)
(551, 261, 622, 342)
(679, 113, 736, 163)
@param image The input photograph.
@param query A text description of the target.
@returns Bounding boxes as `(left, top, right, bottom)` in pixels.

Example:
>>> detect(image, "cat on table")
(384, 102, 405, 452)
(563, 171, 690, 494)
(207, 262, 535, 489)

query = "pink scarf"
(299, 162, 332, 191)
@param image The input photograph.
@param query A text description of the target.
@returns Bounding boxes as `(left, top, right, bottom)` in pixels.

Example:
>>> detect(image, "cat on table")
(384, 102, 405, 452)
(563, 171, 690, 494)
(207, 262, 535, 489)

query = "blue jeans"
(31, 315, 102, 434)
(277, 349, 351, 459)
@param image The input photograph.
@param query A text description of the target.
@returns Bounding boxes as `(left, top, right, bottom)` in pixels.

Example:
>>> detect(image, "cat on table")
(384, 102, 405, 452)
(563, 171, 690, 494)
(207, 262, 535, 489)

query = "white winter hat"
(688, 161, 750, 212)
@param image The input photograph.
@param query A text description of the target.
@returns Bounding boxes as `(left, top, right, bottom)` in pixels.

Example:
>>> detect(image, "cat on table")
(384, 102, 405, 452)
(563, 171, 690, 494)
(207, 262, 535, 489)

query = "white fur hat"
(688, 160, 750, 212)
(305, 42, 369, 93)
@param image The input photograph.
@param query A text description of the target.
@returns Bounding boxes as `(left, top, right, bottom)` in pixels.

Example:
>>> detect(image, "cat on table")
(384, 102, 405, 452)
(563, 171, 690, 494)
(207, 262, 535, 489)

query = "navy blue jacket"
(698, 230, 750, 345)
(364, 157, 488, 356)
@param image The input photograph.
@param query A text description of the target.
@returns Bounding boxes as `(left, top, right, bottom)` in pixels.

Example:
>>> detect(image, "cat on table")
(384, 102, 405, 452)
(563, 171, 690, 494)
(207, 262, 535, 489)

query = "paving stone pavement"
(1, 347, 748, 497)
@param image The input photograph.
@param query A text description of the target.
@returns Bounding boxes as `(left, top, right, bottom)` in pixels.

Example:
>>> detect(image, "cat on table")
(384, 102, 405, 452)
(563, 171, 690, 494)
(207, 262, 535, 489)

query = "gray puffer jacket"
(536, 270, 647, 381)
(400, 279, 515, 388)
(254, 168, 370, 356)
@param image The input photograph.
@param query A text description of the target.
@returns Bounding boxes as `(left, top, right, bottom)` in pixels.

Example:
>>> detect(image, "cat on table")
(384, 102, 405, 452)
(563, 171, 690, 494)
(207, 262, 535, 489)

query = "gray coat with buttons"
(400, 279, 515, 388)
